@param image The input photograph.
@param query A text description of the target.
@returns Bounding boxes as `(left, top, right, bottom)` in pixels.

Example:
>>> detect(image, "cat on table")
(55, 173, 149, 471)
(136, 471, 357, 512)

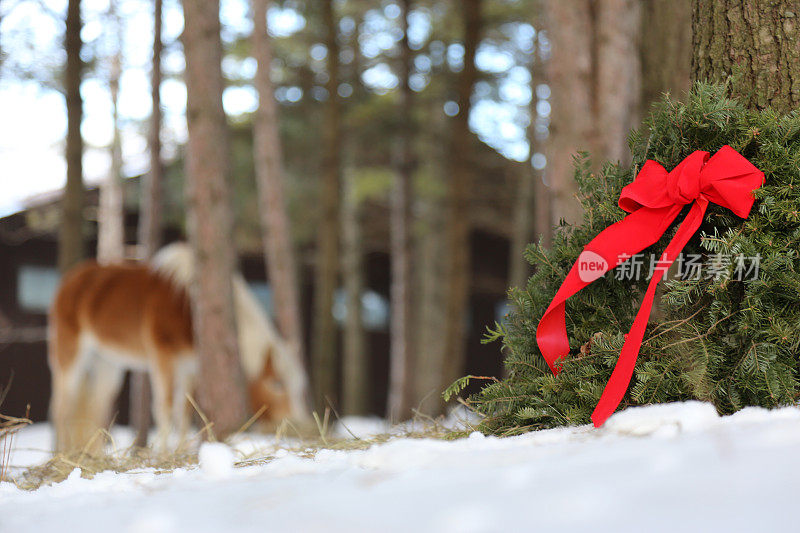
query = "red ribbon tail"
(536, 205, 683, 374)
(591, 200, 708, 427)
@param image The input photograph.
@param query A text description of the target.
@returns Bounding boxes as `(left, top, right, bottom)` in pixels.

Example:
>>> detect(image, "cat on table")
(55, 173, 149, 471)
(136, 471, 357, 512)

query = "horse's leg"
(149, 355, 175, 453)
(81, 353, 126, 454)
(49, 331, 89, 453)
(172, 357, 197, 447)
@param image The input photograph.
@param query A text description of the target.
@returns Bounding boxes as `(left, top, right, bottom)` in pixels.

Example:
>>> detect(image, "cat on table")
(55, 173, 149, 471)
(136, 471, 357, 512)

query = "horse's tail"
(151, 241, 195, 290)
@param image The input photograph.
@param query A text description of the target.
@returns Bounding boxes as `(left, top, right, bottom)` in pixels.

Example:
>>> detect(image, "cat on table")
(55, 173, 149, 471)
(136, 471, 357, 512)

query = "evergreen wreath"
(455, 83, 800, 435)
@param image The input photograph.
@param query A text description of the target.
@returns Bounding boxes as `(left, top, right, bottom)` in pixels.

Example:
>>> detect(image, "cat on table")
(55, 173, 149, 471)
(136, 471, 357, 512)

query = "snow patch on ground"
(332, 416, 390, 439)
(331, 405, 480, 439)
(2, 402, 800, 532)
(198, 442, 236, 479)
(6, 423, 140, 468)
(602, 400, 721, 436)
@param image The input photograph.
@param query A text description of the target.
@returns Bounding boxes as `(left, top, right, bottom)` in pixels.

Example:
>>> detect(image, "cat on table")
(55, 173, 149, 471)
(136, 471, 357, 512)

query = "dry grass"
(236, 407, 476, 467)
(8, 404, 479, 491)
(1, 376, 32, 483)
(1, 412, 32, 483)
(11, 427, 204, 491)
(15, 445, 199, 491)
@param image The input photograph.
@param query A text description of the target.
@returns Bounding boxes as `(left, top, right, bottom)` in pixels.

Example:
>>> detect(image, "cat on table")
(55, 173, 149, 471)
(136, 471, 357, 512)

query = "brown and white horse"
(48, 242, 309, 452)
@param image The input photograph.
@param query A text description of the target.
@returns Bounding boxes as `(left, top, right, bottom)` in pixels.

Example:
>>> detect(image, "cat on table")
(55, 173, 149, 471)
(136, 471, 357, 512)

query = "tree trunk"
(386, 0, 415, 422)
(97, 2, 124, 265)
(131, 0, 163, 449)
(414, 204, 447, 415)
(412, 94, 448, 415)
(341, 169, 367, 415)
(441, 0, 481, 395)
(640, 0, 691, 115)
(59, 0, 84, 273)
(340, 7, 368, 417)
(692, 0, 800, 115)
(510, 33, 551, 289)
(139, 0, 164, 259)
(181, 0, 248, 438)
(532, 171, 552, 248)
(129, 371, 151, 447)
(252, 0, 308, 406)
(542, 0, 594, 227)
(532, 27, 553, 250)
(509, 163, 534, 291)
(312, 0, 342, 412)
(543, 0, 641, 225)
(595, 0, 641, 165)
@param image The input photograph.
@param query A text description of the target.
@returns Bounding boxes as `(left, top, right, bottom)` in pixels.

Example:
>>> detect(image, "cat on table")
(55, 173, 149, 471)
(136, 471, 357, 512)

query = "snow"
(2, 402, 800, 532)
(331, 415, 391, 439)
(198, 442, 236, 479)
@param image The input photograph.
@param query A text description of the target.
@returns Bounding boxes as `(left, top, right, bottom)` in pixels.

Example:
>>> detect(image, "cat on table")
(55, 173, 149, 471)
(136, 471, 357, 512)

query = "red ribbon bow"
(536, 145, 764, 427)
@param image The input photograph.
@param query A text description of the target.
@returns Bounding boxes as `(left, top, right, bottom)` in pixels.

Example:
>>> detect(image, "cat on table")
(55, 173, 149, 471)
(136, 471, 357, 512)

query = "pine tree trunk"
(510, 35, 551, 289)
(692, 0, 800, 115)
(386, 0, 415, 422)
(640, 0, 691, 115)
(59, 0, 84, 273)
(441, 0, 481, 395)
(542, 0, 594, 227)
(341, 170, 367, 415)
(340, 8, 368, 417)
(533, 174, 552, 247)
(414, 194, 447, 414)
(509, 163, 534, 291)
(531, 30, 552, 249)
(139, 0, 164, 259)
(412, 92, 448, 415)
(129, 369, 151, 447)
(595, 0, 641, 165)
(97, 4, 124, 265)
(252, 0, 308, 403)
(131, 0, 163, 448)
(181, 0, 248, 438)
(544, 0, 641, 225)
(312, 0, 342, 412)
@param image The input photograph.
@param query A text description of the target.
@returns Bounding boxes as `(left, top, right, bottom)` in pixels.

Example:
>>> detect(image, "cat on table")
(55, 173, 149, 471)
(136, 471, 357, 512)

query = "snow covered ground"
(2, 401, 800, 532)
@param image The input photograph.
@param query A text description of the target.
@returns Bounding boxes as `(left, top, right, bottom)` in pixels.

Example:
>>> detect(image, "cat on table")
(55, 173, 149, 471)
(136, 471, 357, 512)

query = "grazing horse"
(48, 242, 309, 452)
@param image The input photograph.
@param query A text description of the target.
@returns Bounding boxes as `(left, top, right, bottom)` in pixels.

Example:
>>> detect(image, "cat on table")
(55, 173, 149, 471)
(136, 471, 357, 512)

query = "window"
(17, 265, 61, 314)
(495, 300, 513, 325)
(247, 281, 275, 318)
(333, 289, 390, 331)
